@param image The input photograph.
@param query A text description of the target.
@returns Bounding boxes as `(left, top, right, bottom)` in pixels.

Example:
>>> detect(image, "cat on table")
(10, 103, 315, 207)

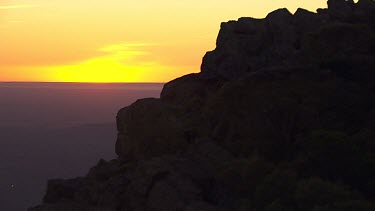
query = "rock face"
(116, 98, 188, 160)
(30, 1, 375, 211)
(201, 1, 375, 80)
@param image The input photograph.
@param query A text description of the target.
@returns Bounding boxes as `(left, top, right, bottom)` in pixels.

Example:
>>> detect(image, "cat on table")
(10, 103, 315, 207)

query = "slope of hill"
(30, 1, 375, 210)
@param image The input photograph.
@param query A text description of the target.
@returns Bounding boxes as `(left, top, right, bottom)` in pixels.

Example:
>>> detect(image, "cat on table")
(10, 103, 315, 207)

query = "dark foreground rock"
(30, 0, 375, 210)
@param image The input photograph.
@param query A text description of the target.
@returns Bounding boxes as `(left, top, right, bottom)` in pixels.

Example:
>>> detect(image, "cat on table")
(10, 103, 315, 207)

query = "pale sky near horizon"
(0, 0, 327, 82)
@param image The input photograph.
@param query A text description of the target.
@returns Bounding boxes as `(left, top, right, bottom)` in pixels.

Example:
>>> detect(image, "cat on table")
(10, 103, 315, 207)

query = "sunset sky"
(0, 0, 327, 82)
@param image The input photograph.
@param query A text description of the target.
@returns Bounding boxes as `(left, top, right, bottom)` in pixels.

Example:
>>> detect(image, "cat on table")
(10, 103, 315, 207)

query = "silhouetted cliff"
(30, 0, 375, 210)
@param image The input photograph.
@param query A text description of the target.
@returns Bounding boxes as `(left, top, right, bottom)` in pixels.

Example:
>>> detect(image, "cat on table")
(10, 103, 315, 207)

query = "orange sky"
(0, 0, 327, 82)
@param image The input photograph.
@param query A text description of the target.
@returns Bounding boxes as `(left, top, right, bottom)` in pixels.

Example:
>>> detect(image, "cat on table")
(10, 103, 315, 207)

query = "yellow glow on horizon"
(0, 4, 38, 9)
(41, 43, 195, 83)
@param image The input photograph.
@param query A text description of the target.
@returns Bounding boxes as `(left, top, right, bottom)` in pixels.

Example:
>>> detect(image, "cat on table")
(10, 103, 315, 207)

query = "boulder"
(204, 66, 372, 159)
(45, 177, 102, 206)
(328, 0, 355, 20)
(28, 203, 115, 211)
(121, 156, 216, 211)
(160, 73, 224, 111)
(116, 98, 188, 160)
(301, 22, 375, 65)
(201, 17, 268, 79)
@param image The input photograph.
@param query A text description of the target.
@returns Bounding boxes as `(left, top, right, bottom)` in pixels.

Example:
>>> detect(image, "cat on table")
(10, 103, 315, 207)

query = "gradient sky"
(0, 0, 327, 82)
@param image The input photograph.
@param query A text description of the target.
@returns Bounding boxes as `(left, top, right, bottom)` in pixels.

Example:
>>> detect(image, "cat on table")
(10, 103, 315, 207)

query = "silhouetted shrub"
(216, 158, 273, 196)
(254, 168, 298, 210)
(312, 200, 375, 211)
(295, 177, 358, 211)
(301, 130, 359, 179)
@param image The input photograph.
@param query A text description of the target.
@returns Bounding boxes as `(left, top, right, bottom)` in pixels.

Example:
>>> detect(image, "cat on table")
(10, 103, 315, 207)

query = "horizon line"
(0, 81, 165, 84)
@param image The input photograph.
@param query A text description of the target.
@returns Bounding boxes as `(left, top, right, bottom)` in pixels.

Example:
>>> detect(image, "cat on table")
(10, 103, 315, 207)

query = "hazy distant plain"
(0, 82, 163, 211)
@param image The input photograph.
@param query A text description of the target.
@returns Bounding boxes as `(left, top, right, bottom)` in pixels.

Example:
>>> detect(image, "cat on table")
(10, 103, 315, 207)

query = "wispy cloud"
(9, 20, 24, 23)
(43, 42, 176, 82)
(193, 33, 215, 39)
(0, 4, 38, 10)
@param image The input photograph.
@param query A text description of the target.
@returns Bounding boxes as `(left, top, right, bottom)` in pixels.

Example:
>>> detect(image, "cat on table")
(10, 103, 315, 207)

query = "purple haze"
(0, 82, 163, 211)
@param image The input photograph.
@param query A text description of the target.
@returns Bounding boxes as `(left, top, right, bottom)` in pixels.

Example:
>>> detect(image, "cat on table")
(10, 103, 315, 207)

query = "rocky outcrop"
(30, 0, 375, 211)
(115, 98, 188, 160)
(201, 0, 375, 80)
(160, 73, 224, 111)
